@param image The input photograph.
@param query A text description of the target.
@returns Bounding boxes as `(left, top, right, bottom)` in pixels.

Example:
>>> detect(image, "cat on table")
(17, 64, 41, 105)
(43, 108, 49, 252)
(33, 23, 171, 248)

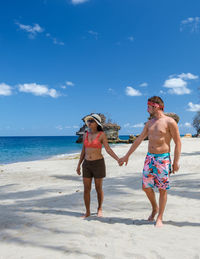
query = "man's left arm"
(169, 120, 182, 173)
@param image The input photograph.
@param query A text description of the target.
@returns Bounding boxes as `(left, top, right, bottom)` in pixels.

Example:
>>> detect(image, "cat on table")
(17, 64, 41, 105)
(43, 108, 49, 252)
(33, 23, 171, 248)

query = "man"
(119, 96, 181, 227)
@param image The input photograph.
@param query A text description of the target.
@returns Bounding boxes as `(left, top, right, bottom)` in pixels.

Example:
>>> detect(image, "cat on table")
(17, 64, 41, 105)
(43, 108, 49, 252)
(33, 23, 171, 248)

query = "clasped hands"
(118, 155, 129, 166)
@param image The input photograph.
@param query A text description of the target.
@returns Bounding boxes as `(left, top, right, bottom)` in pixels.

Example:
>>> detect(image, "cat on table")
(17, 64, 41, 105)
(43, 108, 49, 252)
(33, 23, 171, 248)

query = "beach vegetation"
(193, 111, 200, 134)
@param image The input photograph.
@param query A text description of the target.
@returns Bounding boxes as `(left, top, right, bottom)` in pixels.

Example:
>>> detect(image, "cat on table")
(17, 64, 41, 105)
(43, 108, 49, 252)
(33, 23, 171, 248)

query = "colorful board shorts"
(142, 152, 171, 190)
(82, 158, 106, 178)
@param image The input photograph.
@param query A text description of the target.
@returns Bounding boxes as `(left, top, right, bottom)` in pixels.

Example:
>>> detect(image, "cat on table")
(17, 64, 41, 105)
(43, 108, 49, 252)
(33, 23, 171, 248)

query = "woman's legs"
(94, 178, 104, 217)
(83, 177, 92, 217)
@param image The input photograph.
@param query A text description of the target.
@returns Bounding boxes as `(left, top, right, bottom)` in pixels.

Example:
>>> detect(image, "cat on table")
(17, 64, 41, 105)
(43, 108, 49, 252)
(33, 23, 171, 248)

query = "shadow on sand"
(0, 162, 200, 254)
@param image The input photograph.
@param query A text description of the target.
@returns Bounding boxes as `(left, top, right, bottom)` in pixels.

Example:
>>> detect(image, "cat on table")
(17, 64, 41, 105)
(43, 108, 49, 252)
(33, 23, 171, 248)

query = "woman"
(76, 113, 119, 218)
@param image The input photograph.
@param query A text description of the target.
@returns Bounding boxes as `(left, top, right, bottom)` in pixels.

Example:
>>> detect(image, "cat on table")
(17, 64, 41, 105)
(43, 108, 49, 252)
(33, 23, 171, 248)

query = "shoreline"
(0, 135, 197, 166)
(0, 151, 82, 166)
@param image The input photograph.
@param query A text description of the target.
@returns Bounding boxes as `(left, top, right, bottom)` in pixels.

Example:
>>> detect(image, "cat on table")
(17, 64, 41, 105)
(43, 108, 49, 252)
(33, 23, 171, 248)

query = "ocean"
(0, 136, 81, 164)
(0, 135, 130, 164)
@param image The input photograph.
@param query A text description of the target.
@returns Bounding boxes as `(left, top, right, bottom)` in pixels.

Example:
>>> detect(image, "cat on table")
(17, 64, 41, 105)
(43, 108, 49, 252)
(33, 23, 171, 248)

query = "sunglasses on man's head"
(87, 119, 95, 123)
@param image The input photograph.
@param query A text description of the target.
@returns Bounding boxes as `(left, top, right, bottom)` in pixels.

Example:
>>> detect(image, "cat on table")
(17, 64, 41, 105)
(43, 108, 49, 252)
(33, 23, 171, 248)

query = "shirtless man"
(119, 96, 181, 227)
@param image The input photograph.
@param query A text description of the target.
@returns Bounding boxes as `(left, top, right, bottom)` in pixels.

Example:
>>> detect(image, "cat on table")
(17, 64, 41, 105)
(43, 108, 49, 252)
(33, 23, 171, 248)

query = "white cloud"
(18, 83, 59, 98)
(159, 90, 166, 95)
(46, 33, 64, 46)
(128, 36, 134, 42)
(71, 0, 88, 4)
(184, 122, 192, 127)
(168, 87, 191, 95)
(0, 83, 12, 96)
(139, 82, 148, 87)
(60, 81, 74, 90)
(131, 123, 144, 128)
(124, 123, 130, 128)
(178, 73, 198, 80)
(88, 30, 99, 40)
(53, 38, 64, 46)
(56, 125, 78, 130)
(164, 78, 186, 88)
(187, 102, 200, 112)
(108, 88, 116, 95)
(125, 86, 142, 96)
(163, 72, 198, 95)
(16, 22, 44, 38)
(180, 17, 200, 33)
(124, 122, 144, 128)
(56, 125, 63, 130)
(179, 122, 192, 128)
(66, 81, 75, 86)
(16, 22, 64, 45)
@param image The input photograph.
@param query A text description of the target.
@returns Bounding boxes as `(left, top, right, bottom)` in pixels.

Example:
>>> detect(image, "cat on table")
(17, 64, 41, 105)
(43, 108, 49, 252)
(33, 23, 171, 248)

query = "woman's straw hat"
(84, 113, 103, 128)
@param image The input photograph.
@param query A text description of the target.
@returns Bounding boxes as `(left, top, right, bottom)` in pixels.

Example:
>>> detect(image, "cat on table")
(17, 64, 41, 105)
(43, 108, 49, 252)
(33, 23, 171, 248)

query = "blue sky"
(0, 0, 200, 136)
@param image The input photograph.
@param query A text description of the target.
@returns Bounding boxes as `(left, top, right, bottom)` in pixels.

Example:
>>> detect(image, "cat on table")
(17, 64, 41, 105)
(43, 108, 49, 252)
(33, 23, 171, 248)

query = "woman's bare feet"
(81, 212, 90, 218)
(148, 207, 159, 221)
(155, 218, 163, 227)
(97, 208, 103, 217)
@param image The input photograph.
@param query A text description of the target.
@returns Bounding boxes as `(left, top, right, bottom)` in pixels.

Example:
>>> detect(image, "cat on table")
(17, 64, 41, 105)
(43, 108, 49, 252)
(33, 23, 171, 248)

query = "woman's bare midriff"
(85, 147, 103, 161)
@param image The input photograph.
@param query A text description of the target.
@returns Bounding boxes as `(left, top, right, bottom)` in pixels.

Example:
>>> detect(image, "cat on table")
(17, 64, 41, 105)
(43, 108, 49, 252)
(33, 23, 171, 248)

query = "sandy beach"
(0, 137, 199, 259)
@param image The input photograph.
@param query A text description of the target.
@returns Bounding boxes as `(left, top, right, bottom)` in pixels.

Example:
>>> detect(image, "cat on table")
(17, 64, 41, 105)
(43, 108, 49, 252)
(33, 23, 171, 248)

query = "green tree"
(193, 111, 200, 135)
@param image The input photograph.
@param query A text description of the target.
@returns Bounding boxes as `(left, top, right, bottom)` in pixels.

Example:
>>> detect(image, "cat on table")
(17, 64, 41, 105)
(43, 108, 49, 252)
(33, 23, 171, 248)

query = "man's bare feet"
(155, 218, 163, 227)
(97, 208, 103, 217)
(148, 207, 159, 221)
(81, 212, 90, 218)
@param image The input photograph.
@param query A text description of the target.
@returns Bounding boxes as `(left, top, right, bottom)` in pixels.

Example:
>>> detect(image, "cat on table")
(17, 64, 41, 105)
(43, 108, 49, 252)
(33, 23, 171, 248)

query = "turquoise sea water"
(0, 136, 81, 164)
(0, 135, 185, 164)
(0, 135, 130, 164)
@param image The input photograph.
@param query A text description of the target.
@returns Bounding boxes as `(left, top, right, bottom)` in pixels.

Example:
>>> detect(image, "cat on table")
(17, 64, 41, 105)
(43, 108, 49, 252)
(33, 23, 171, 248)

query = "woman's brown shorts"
(82, 158, 106, 178)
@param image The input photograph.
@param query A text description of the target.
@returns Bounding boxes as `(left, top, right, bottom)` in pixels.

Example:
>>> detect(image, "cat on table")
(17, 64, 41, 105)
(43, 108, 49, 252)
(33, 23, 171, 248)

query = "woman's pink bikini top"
(84, 131, 103, 149)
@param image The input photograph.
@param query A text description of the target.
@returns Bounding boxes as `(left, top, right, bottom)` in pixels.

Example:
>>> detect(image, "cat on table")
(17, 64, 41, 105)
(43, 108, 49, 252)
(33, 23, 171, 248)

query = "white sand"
(0, 138, 200, 259)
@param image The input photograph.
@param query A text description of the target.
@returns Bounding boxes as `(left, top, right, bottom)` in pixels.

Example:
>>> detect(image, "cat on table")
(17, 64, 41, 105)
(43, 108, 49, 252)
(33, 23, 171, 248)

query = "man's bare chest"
(148, 121, 168, 137)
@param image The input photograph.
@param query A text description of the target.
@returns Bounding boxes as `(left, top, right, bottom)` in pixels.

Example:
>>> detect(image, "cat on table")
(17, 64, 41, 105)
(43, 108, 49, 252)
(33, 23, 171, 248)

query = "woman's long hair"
(97, 125, 103, 131)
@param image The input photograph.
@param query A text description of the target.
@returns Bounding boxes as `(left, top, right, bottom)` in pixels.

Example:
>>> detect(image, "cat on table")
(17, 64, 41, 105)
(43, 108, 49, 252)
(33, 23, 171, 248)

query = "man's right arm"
(120, 122, 148, 165)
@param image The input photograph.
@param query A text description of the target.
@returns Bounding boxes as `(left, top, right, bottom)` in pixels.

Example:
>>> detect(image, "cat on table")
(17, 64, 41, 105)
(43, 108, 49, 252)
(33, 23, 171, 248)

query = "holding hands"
(118, 155, 129, 166)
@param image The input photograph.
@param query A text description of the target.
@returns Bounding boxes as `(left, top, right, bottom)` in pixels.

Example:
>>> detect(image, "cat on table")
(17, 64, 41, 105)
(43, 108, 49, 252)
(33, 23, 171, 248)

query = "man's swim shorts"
(142, 152, 172, 190)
